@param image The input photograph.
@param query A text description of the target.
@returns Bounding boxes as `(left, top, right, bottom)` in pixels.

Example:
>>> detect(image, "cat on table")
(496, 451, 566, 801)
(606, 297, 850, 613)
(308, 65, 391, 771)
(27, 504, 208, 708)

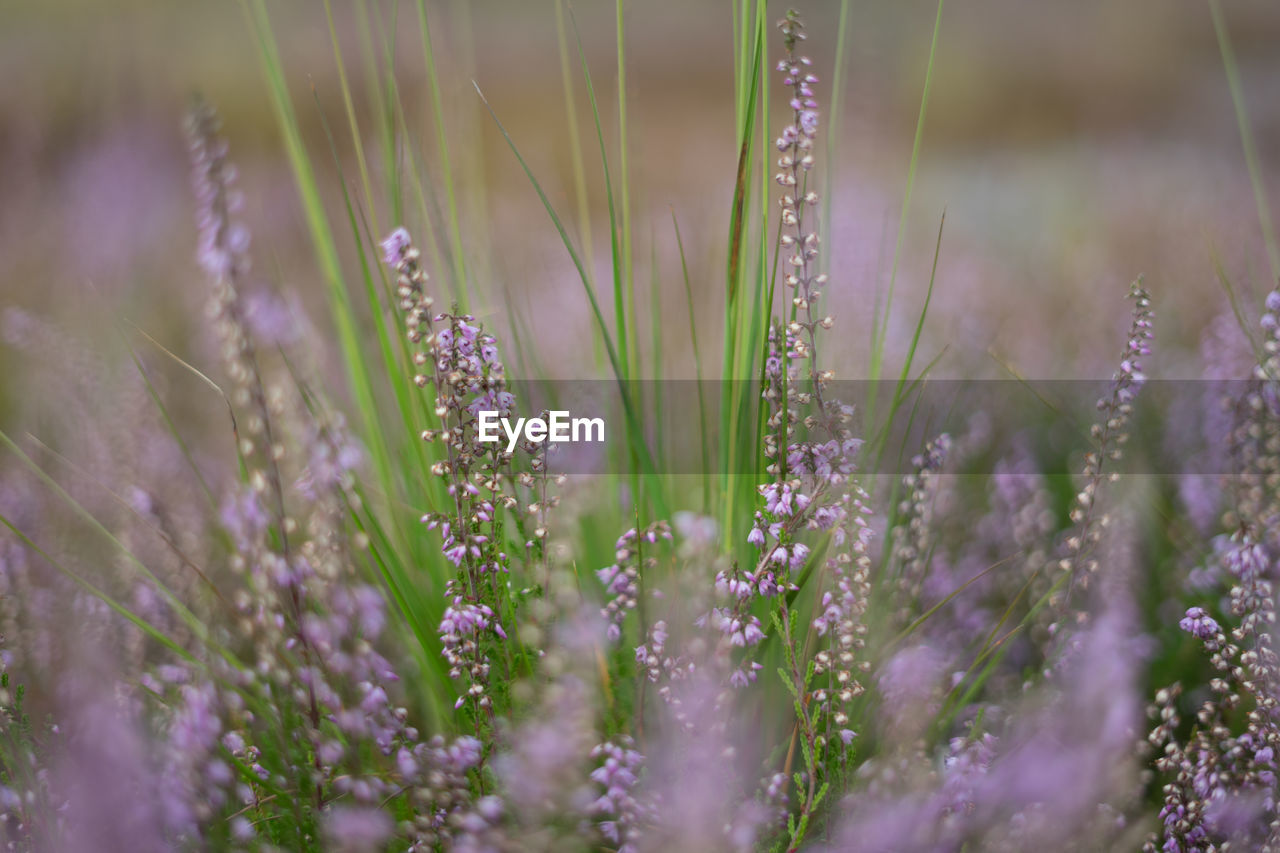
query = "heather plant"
(1147, 288, 1280, 852)
(4, 2, 1280, 852)
(0, 655, 47, 846)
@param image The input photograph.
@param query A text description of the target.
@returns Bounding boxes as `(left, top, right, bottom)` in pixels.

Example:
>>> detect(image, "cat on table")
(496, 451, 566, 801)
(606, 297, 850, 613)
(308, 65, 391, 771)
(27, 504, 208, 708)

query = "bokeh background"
(3, 0, 1280, 423)
(4, 6, 1279, 846)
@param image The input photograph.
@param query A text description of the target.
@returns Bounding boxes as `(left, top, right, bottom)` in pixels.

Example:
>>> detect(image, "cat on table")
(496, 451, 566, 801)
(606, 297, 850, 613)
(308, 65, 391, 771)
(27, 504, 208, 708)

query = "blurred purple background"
(2, 0, 1279, 398)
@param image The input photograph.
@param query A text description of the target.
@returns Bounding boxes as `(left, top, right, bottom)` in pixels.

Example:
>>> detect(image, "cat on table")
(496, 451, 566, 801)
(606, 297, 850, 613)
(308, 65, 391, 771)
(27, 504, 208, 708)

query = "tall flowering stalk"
(599, 521, 672, 643)
(891, 434, 952, 628)
(1052, 278, 1153, 626)
(1149, 287, 1280, 852)
(381, 227, 525, 727)
(178, 105, 508, 849)
(728, 11, 872, 849)
(810, 490, 873, 756)
(589, 736, 646, 852)
(774, 13, 832, 401)
(186, 99, 337, 821)
(188, 100, 294, 571)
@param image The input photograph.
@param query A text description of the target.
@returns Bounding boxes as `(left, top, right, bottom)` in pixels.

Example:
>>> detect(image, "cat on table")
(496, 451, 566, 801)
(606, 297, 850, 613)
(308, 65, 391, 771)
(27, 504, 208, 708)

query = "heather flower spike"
(381, 225, 538, 724)
(1146, 286, 1278, 853)
(600, 521, 672, 642)
(1054, 277, 1154, 620)
(728, 11, 873, 847)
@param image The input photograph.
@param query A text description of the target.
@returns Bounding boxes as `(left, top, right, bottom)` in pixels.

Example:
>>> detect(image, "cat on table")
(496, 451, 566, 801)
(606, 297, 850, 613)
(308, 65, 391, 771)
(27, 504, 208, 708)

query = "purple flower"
(380, 227, 411, 265)
(1223, 541, 1269, 581)
(1178, 606, 1220, 640)
(324, 805, 394, 852)
(188, 102, 252, 283)
(589, 739, 646, 848)
(444, 542, 468, 566)
(788, 542, 810, 570)
(799, 109, 819, 136)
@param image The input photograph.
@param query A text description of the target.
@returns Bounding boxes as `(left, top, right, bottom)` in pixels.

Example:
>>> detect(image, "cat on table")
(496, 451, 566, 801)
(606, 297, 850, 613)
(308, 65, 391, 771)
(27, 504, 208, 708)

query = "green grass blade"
(874, 210, 945, 466)
(118, 327, 218, 512)
(554, 0, 597, 283)
(309, 87, 440, 539)
(0, 514, 198, 665)
(567, 7, 629, 381)
(719, 18, 764, 544)
(868, 0, 945, 390)
(1211, 247, 1264, 360)
(25, 434, 225, 601)
(414, 0, 471, 304)
(473, 82, 666, 512)
(1209, 0, 1280, 282)
(616, 0, 637, 379)
(241, 0, 393, 506)
(355, 0, 403, 227)
(672, 209, 711, 509)
(323, 0, 382, 241)
(0, 430, 212, 648)
(822, 0, 852, 261)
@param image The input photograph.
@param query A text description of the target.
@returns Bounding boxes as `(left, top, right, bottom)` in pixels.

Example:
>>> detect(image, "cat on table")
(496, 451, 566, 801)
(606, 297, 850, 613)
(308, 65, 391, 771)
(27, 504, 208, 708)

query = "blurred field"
(2, 0, 1279, 403)
(1, 5, 1279, 846)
